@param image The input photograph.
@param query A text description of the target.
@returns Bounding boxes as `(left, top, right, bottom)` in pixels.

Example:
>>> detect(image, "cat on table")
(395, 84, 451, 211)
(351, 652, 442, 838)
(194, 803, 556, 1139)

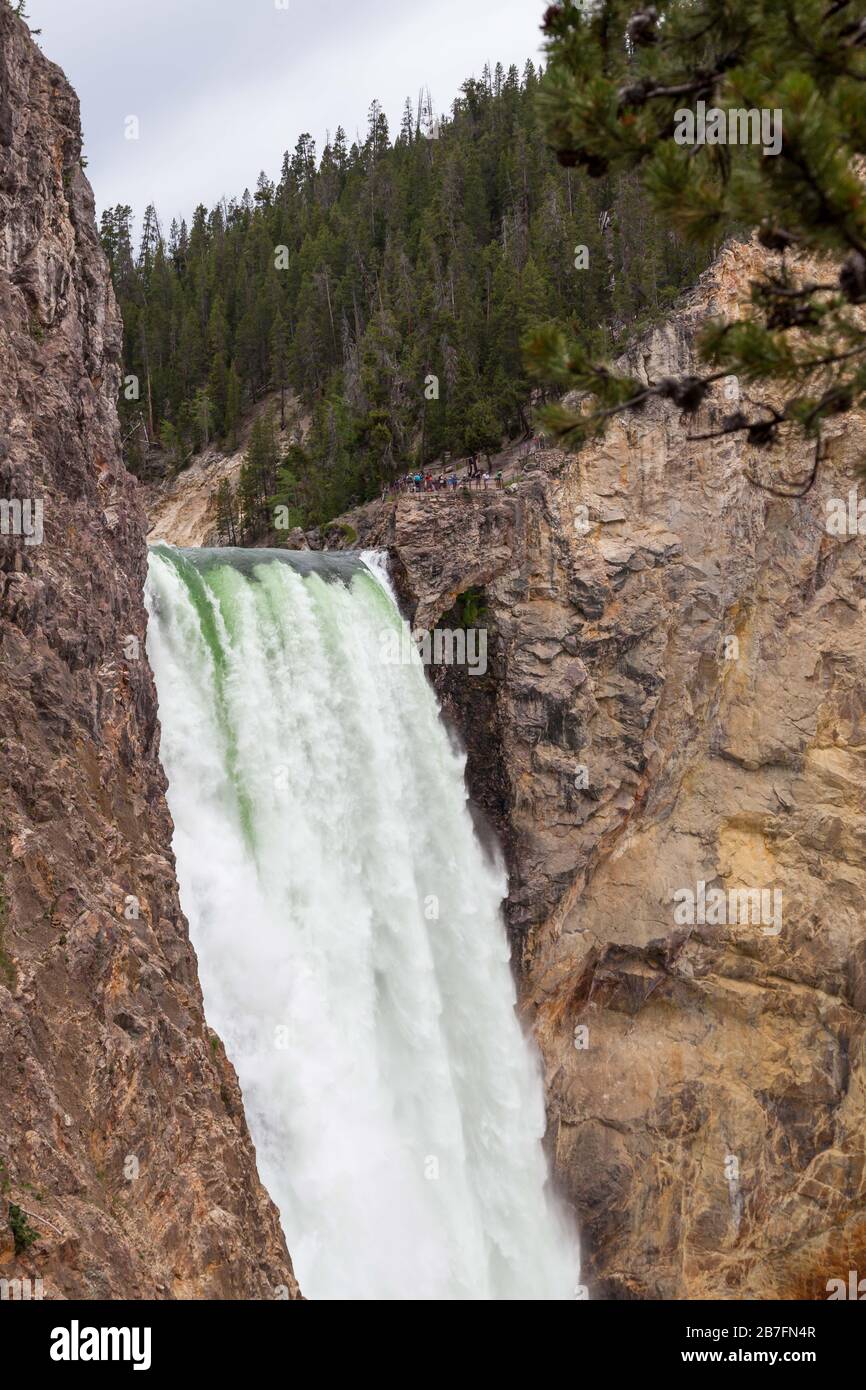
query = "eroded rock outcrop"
(0, 8, 299, 1299)
(143, 392, 306, 550)
(330, 239, 866, 1300)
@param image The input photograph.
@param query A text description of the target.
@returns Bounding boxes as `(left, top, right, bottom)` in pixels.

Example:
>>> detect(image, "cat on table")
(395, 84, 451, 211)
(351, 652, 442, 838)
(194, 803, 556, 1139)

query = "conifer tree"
(527, 0, 866, 486)
(225, 364, 243, 449)
(215, 478, 238, 546)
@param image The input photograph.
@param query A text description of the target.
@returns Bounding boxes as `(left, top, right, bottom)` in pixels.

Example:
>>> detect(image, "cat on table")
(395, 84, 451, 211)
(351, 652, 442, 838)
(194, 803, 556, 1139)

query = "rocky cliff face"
(143, 393, 306, 550)
(0, 8, 299, 1299)
(330, 239, 866, 1300)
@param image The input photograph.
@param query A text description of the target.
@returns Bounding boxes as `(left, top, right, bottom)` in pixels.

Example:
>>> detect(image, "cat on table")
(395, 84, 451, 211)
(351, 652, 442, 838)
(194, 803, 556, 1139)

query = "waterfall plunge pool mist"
(144, 544, 579, 1300)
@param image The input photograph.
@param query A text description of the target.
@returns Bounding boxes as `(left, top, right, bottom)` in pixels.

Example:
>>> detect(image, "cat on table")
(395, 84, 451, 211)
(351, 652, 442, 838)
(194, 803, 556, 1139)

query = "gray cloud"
(27, 0, 545, 230)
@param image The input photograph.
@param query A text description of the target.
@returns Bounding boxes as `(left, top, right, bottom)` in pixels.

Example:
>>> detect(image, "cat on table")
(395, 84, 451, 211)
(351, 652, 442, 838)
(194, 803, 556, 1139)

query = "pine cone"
(747, 420, 777, 447)
(542, 4, 566, 33)
(839, 251, 866, 303)
(617, 78, 656, 110)
(657, 376, 708, 411)
(626, 7, 659, 46)
(758, 223, 798, 253)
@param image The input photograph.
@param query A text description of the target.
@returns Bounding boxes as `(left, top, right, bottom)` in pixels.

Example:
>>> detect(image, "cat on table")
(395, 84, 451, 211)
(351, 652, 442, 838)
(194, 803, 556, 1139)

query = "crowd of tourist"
(383, 454, 505, 498)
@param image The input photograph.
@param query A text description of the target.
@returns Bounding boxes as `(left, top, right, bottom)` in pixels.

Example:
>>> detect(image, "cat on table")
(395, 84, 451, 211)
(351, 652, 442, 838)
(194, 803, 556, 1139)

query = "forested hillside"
(102, 60, 709, 532)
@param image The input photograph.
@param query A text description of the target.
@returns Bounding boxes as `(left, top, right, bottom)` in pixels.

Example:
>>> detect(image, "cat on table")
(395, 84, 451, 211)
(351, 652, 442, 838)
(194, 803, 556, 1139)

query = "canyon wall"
(333, 239, 866, 1300)
(0, 8, 299, 1299)
(9, 0, 861, 1308)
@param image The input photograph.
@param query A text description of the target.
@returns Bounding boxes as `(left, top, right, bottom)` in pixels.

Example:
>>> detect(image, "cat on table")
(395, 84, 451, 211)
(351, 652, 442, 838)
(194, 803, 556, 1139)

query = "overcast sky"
(26, 0, 545, 235)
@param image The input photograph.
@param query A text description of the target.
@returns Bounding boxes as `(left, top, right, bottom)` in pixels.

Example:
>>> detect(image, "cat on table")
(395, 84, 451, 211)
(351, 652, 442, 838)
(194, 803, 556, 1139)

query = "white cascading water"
(145, 544, 578, 1300)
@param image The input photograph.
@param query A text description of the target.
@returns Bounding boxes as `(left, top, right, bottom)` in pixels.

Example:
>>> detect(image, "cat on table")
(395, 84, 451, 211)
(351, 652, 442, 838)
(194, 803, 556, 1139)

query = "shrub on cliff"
(8, 1203, 39, 1256)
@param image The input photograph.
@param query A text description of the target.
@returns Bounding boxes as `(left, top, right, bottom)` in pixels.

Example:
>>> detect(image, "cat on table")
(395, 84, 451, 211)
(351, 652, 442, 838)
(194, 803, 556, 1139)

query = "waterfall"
(145, 544, 579, 1301)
